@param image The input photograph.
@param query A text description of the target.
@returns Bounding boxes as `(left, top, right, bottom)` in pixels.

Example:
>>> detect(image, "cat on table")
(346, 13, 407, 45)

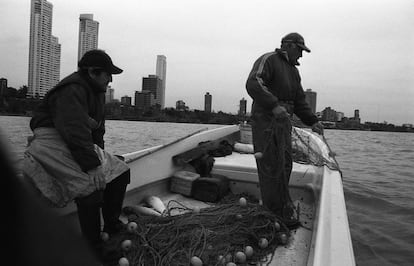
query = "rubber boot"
(75, 191, 104, 253)
(102, 169, 130, 234)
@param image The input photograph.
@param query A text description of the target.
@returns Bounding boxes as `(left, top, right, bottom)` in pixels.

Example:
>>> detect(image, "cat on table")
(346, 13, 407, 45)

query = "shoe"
(276, 204, 300, 229)
(103, 219, 126, 235)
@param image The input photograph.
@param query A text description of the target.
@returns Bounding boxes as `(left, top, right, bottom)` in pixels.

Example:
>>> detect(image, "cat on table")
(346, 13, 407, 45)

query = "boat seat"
(213, 152, 318, 186)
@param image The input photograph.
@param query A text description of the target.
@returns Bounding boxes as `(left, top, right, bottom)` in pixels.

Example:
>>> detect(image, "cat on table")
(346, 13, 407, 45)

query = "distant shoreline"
(2, 113, 412, 133)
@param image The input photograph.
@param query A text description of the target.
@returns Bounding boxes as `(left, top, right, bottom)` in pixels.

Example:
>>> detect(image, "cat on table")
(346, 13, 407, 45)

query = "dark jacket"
(246, 49, 318, 126)
(30, 72, 105, 172)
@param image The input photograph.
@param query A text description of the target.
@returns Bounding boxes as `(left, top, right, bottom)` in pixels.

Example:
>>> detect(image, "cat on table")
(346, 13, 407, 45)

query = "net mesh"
(102, 194, 290, 266)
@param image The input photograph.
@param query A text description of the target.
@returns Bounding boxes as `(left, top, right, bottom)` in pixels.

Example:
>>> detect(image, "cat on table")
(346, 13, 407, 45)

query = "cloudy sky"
(1, 0, 413, 124)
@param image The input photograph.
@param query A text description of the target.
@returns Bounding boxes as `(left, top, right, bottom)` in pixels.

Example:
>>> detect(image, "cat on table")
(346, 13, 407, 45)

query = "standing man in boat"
(23, 49, 130, 256)
(246, 32, 324, 226)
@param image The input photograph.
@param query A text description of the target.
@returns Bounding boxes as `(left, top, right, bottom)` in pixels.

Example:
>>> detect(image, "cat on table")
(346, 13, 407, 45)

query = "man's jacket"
(30, 72, 105, 172)
(246, 49, 318, 126)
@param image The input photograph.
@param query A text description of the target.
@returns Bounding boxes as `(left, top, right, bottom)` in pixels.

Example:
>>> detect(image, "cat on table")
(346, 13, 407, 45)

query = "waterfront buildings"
(204, 92, 212, 113)
(142, 75, 162, 107)
(121, 95, 132, 106)
(156, 55, 166, 108)
(135, 90, 155, 109)
(78, 14, 99, 61)
(304, 89, 317, 114)
(0, 78, 7, 96)
(28, 0, 61, 98)
(176, 100, 187, 111)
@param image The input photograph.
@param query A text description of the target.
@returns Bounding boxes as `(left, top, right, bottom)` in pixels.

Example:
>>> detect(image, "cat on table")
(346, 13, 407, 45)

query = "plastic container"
(170, 170, 200, 196)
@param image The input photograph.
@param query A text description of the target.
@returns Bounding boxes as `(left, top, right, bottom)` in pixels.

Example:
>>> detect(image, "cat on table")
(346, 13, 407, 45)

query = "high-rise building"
(28, 0, 61, 98)
(50, 36, 61, 89)
(135, 90, 155, 109)
(121, 95, 132, 106)
(239, 97, 247, 116)
(156, 55, 166, 108)
(204, 92, 212, 113)
(304, 89, 317, 114)
(105, 86, 114, 103)
(78, 14, 99, 61)
(142, 75, 162, 107)
(176, 100, 187, 111)
(0, 78, 7, 96)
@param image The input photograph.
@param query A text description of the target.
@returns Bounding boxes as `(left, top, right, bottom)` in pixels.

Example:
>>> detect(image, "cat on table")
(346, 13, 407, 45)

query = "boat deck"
(122, 151, 318, 266)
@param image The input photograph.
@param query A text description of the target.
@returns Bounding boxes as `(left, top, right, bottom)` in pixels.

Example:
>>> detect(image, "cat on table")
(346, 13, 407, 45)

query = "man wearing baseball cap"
(24, 49, 130, 259)
(246, 33, 323, 227)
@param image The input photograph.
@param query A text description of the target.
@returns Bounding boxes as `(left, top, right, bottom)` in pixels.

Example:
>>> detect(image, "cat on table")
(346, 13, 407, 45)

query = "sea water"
(1, 115, 413, 266)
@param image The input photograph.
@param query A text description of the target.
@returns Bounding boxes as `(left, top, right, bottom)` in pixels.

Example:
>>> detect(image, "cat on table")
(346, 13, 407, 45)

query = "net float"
(244, 246, 254, 257)
(259, 238, 269, 249)
(100, 232, 109, 241)
(239, 197, 247, 207)
(118, 257, 129, 266)
(121, 239, 132, 251)
(279, 233, 288, 245)
(254, 152, 263, 159)
(274, 221, 281, 231)
(127, 221, 138, 232)
(235, 251, 247, 263)
(190, 256, 203, 266)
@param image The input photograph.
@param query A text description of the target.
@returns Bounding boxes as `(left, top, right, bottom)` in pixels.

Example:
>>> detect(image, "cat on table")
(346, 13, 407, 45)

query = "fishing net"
(102, 193, 290, 266)
(291, 125, 341, 172)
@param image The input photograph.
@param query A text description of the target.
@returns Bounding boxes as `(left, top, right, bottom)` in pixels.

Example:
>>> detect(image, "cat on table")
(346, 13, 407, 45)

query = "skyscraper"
(156, 55, 166, 108)
(304, 89, 317, 114)
(28, 0, 61, 98)
(105, 86, 114, 103)
(78, 14, 99, 61)
(239, 97, 247, 116)
(0, 78, 7, 96)
(142, 75, 162, 107)
(204, 92, 212, 112)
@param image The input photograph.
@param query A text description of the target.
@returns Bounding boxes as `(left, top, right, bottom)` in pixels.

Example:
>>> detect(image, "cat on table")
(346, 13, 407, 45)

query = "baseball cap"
(281, 33, 311, 53)
(78, 49, 123, 74)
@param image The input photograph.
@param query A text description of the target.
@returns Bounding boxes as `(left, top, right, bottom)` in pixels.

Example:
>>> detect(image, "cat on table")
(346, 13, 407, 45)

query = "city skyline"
(1, 0, 413, 124)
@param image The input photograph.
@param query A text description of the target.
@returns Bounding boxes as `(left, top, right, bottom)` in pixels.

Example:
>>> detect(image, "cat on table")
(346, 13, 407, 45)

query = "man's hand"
(272, 105, 288, 119)
(311, 122, 324, 135)
(87, 165, 106, 190)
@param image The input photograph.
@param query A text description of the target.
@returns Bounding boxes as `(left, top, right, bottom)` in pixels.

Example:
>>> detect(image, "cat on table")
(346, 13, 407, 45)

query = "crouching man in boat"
(246, 33, 324, 227)
(23, 49, 130, 254)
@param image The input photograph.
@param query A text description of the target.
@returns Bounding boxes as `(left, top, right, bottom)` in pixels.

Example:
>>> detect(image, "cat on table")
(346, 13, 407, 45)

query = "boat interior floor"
(122, 152, 317, 265)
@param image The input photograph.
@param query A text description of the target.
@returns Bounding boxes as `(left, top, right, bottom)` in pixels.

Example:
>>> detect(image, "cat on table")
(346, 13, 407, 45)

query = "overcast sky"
(1, 0, 413, 124)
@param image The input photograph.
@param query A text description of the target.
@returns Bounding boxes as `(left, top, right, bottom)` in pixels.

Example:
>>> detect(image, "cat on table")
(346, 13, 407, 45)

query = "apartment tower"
(28, 0, 61, 98)
(204, 92, 212, 113)
(156, 55, 166, 108)
(78, 14, 99, 61)
(239, 97, 247, 116)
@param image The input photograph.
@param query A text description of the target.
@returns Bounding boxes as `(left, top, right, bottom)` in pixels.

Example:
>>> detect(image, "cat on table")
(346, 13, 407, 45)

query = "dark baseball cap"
(78, 49, 123, 74)
(281, 33, 311, 53)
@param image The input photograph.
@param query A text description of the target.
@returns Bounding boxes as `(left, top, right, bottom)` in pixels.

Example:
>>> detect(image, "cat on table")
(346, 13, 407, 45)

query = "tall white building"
(156, 55, 166, 108)
(78, 14, 99, 61)
(28, 0, 61, 98)
(105, 86, 114, 103)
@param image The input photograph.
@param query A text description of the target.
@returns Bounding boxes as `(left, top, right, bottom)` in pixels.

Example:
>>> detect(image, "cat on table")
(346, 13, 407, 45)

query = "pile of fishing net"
(102, 194, 290, 266)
